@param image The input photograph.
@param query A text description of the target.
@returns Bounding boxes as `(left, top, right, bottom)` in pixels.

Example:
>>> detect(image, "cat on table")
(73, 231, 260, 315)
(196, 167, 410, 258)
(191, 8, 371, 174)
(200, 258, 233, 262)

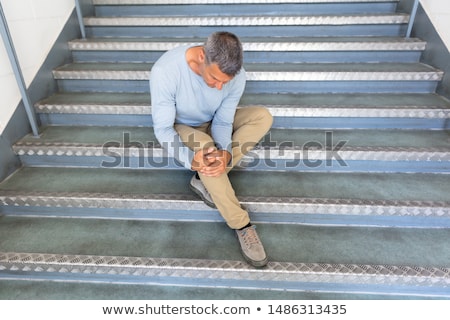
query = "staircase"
(0, 0, 449, 299)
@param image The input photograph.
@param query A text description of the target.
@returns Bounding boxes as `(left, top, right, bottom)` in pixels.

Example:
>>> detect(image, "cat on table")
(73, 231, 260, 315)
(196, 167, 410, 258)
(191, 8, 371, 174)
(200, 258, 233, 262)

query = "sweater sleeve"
(150, 64, 195, 170)
(211, 69, 246, 155)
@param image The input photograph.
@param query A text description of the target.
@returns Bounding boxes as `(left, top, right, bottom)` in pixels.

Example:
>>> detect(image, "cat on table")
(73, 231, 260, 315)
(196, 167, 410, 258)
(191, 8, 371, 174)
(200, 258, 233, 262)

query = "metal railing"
(407, 0, 420, 38)
(75, 0, 86, 39)
(0, 2, 40, 137)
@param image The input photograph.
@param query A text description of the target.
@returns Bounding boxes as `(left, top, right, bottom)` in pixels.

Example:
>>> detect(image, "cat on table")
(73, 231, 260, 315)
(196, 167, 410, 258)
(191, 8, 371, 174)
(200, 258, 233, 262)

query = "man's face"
(199, 63, 233, 90)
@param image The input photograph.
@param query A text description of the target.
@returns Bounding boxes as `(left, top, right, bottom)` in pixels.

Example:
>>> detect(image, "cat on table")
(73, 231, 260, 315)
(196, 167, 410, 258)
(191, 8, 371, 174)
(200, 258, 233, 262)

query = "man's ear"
(198, 47, 206, 63)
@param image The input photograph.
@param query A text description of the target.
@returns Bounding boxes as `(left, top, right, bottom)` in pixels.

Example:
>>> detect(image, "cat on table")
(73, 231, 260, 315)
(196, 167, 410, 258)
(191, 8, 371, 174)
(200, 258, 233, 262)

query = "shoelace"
(239, 226, 260, 247)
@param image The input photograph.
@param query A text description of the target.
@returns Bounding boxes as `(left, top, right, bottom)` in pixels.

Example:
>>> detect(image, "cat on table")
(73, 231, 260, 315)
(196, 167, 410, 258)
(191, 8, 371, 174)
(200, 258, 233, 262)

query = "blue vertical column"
(406, 0, 420, 38)
(75, 0, 86, 39)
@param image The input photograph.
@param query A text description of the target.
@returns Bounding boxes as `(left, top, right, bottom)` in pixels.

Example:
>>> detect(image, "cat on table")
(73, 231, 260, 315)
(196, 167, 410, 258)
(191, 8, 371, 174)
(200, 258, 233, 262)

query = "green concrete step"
(3, 280, 439, 300)
(0, 167, 448, 227)
(13, 126, 450, 173)
(0, 217, 449, 297)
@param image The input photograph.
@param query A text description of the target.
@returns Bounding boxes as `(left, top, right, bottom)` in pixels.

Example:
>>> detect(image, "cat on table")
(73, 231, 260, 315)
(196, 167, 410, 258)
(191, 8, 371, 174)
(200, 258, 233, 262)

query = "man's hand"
(192, 147, 232, 177)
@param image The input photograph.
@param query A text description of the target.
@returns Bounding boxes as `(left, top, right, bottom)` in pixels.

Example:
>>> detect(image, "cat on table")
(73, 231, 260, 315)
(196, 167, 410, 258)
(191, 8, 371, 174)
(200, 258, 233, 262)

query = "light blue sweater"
(150, 45, 246, 169)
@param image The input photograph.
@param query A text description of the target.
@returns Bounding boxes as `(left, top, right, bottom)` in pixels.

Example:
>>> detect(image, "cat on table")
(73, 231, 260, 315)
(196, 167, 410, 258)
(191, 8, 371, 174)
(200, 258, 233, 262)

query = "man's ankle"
(238, 222, 252, 231)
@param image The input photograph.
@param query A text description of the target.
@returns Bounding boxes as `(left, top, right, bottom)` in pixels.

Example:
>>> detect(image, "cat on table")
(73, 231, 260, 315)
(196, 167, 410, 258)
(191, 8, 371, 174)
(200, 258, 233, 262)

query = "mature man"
(150, 31, 273, 267)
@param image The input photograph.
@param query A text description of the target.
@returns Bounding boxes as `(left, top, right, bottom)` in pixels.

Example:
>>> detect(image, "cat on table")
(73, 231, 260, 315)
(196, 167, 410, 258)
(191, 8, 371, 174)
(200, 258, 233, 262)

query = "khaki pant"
(175, 106, 273, 229)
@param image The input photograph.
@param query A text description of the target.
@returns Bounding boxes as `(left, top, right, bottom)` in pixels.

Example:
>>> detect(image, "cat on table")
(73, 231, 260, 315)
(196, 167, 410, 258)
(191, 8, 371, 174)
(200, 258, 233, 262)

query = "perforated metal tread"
(68, 37, 426, 52)
(12, 135, 450, 163)
(1, 188, 449, 219)
(2, 151, 450, 220)
(35, 92, 450, 119)
(15, 126, 450, 149)
(0, 252, 448, 297)
(83, 14, 409, 26)
(53, 62, 443, 81)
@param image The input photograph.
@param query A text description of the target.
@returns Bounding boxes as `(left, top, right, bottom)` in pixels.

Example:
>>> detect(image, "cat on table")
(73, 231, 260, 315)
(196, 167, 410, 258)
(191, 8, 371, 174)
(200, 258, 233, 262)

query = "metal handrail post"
(406, 0, 420, 38)
(0, 3, 40, 137)
(75, 0, 86, 38)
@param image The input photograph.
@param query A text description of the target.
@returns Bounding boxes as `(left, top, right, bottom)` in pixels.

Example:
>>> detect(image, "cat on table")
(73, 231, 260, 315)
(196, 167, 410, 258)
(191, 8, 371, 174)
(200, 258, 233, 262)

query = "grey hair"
(204, 32, 243, 77)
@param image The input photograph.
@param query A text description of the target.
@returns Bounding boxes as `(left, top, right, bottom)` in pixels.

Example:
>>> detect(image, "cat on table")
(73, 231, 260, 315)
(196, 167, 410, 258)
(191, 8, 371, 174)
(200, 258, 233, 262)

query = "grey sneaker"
(189, 174, 216, 208)
(236, 225, 268, 267)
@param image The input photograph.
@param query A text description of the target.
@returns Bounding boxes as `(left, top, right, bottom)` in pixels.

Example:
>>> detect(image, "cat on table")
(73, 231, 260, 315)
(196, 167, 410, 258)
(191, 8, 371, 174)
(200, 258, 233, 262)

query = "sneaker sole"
(239, 247, 269, 268)
(189, 183, 217, 209)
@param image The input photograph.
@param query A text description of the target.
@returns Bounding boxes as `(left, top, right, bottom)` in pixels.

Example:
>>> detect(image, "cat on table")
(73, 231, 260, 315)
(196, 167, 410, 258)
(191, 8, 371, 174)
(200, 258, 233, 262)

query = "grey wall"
(0, 9, 81, 181)
(412, 5, 450, 99)
(396, 1, 449, 98)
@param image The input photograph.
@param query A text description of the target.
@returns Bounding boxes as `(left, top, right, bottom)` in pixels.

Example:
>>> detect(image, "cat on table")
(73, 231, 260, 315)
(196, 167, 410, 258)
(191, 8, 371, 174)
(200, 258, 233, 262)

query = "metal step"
(92, 0, 399, 16)
(53, 62, 443, 81)
(2, 216, 449, 268)
(35, 92, 450, 129)
(70, 37, 426, 53)
(1, 251, 448, 297)
(0, 167, 449, 227)
(69, 37, 426, 63)
(13, 126, 450, 173)
(84, 14, 409, 37)
(84, 15, 409, 26)
(53, 62, 443, 94)
(53, 62, 442, 81)
(92, 0, 399, 3)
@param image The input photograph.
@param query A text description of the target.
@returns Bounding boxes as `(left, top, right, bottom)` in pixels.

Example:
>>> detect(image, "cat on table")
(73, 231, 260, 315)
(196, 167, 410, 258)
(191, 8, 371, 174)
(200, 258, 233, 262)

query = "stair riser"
(2, 203, 450, 229)
(91, 0, 399, 3)
(72, 51, 423, 64)
(16, 154, 450, 174)
(55, 79, 440, 94)
(272, 117, 450, 130)
(38, 113, 450, 130)
(86, 25, 407, 38)
(94, 3, 398, 16)
(95, 2, 397, 17)
(3, 205, 450, 229)
(2, 271, 449, 298)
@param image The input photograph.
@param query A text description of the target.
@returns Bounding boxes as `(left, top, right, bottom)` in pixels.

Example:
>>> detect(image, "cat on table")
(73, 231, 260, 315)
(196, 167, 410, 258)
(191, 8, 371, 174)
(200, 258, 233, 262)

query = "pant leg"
(229, 106, 273, 169)
(175, 123, 250, 229)
(174, 123, 214, 153)
(175, 106, 273, 229)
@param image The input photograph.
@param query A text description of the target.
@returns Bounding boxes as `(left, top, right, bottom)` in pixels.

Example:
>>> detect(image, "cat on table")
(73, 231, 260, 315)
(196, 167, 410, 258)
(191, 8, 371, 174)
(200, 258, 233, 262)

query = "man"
(150, 31, 273, 267)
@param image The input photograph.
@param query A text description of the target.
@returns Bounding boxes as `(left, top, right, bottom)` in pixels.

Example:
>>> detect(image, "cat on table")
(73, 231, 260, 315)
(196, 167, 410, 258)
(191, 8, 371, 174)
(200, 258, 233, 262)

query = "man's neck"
(186, 46, 204, 76)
